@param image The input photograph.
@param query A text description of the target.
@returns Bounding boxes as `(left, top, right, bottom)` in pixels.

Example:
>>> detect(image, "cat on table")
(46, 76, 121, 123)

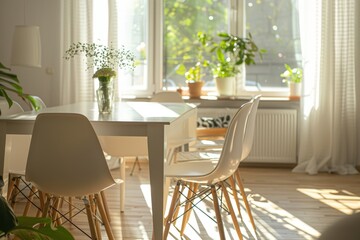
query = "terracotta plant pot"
(187, 81, 203, 98)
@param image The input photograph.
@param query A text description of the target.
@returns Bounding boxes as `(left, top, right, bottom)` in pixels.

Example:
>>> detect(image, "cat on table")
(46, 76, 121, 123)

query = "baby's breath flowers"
(64, 42, 135, 78)
(93, 67, 116, 80)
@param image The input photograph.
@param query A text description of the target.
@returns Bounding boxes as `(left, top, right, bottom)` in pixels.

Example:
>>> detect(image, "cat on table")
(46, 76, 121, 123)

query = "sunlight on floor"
(138, 182, 328, 239)
(297, 188, 360, 215)
(251, 193, 321, 240)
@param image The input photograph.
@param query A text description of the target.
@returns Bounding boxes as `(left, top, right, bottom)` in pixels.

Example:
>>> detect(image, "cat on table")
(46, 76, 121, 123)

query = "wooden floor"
(11, 162, 360, 240)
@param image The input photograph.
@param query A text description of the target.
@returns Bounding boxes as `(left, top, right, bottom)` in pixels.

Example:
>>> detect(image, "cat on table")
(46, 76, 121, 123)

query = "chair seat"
(165, 161, 217, 182)
(190, 139, 224, 150)
(174, 150, 221, 162)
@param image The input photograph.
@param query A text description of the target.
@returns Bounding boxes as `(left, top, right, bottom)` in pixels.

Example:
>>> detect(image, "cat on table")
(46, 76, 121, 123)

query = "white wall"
(0, 0, 60, 109)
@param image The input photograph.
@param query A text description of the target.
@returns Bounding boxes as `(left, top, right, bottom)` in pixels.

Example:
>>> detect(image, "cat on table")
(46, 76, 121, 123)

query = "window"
(162, 0, 302, 96)
(92, 0, 301, 97)
(93, 0, 151, 97)
(245, 0, 302, 93)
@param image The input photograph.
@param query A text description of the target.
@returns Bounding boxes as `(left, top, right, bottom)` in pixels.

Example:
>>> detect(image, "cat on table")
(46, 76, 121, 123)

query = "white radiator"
(197, 108, 298, 163)
(245, 109, 297, 163)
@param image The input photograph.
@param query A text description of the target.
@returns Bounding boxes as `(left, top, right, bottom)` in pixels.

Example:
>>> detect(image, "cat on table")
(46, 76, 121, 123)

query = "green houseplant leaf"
(0, 62, 39, 113)
(0, 196, 74, 240)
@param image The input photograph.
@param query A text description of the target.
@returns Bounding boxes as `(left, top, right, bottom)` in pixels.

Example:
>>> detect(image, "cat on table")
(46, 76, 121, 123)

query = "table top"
(0, 101, 197, 124)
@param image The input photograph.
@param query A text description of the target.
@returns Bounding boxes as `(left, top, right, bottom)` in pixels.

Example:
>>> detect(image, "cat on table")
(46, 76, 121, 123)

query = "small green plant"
(0, 62, 39, 113)
(176, 32, 210, 83)
(0, 196, 74, 240)
(64, 42, 135, 78)
(198, 32, 265, 78)
(176, 61, 209, 83)
(280, 64, 303, 83)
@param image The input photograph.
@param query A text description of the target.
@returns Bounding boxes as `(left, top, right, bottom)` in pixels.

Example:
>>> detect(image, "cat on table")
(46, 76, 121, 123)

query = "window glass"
(245, 0, 301, 92)
(163, 0, 231, 90)
(93, 0, 149, 97)
(117, 0, 149, 96)
(163, 0, 302, 95)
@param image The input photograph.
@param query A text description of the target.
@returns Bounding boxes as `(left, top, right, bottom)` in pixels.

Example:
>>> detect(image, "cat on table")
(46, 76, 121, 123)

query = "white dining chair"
(163, 101, 253, 240)
(25, 113, 122, 240)
(170, 95, 261, 232)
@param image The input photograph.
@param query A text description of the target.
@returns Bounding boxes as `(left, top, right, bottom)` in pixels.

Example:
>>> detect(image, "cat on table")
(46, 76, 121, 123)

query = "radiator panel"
(197, 108, 297, 163)
(245, 109, 297, 163)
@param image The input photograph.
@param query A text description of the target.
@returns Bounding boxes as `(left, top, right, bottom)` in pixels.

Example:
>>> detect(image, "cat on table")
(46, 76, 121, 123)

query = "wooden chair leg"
(41, 195, 52, 218)
(83, 197, 98, 240)
(51, 197, 62, 226)
(235, 169, 256, 232)
(37, 191, 46, 217)
(180, 182, 199, 236)
(100, 191, 111, 222)
(89, 195, 102, 240)
(7, 174, 16, 202)
(68, 197, 73, 221)
(211, 185, 225, 240)
(9, 177, 20, 208)
(228, 175, 242, 218)
(163, 181, 181, 239)
(169, 183, 185, 225)
(95, 193, 115, 240)
(221, 182, 243, 240)
(23, 185, 37, 216)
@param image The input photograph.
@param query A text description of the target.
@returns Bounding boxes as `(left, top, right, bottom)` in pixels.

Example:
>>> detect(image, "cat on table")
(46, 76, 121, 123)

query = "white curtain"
(60, 0, 94, 105)
(294, 0, 358, 174)
(60, 0, 122, 104)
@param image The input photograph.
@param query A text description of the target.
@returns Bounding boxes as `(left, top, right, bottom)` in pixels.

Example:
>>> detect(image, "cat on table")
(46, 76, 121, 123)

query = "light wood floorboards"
(11, 162, 360, 239)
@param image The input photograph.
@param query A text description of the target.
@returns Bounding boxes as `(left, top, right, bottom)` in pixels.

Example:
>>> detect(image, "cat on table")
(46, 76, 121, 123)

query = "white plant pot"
(215, 77, 236, 96)
(289, 82, 301, 98)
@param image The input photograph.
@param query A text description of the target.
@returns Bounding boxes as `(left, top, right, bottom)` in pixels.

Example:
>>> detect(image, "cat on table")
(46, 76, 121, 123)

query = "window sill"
(183, 95, 300, 109)
(122, 94, 300, 110)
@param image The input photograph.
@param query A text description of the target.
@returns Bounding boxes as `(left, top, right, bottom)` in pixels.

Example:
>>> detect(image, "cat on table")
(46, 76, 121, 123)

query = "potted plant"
(176, 32, 210, 99)
(280, 64, 303, 99)
(64, 42, 135, 113)
(0, 62, 39, 114)
(198, 32, 265, 96)
(0, 196, 74, 240)
(176, 60, 208, 98)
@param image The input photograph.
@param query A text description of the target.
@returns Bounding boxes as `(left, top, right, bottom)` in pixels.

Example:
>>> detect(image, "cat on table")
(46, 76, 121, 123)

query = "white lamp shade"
(11, 25, 42, 68)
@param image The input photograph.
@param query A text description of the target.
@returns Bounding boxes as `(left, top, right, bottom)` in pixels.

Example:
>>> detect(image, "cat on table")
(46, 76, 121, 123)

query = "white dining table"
(0, 101, 197, 240)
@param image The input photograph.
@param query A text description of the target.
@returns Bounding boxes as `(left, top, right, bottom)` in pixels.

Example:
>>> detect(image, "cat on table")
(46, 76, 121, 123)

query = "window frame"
(135, 0, 300, 98)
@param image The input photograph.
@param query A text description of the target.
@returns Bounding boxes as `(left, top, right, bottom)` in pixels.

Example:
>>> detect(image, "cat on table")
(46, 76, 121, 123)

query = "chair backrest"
(25, 113, 115, 197)
(242, 95, 261, 159)
(207, 101, 253, 184)
(150, 91, 184, 103)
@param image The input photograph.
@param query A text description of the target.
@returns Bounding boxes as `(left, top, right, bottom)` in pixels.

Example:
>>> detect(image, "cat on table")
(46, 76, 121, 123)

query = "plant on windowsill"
(0, 62, 39, 114)
(176, 61, 208, 98)
(198, 32, 265, 96)
(64, 42, 135, 113)
(0, 196, 74, 240)
(175, 32, 210, 99)
(280, 64, 303, 99)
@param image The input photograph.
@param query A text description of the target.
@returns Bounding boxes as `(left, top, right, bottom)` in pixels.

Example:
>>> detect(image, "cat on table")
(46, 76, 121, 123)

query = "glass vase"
(96, 77, 114, 114)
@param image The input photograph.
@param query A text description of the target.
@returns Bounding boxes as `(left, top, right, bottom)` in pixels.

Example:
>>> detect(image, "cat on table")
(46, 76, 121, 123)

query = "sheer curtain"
(294, 0, 358, 174)
(60, 0, 120, 104)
